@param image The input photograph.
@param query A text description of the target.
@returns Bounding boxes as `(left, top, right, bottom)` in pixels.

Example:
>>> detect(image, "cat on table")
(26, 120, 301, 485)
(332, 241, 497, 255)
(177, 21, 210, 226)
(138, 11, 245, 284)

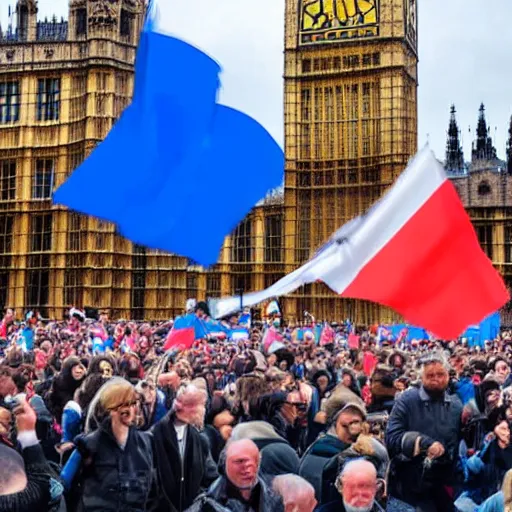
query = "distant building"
(446, 104, 512, 324)
(0, 0, 188, 320)
(0, 0, 289, 320)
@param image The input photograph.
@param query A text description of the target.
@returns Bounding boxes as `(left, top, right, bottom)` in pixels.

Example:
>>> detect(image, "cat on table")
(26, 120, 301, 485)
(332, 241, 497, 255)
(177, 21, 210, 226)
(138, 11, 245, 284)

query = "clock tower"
(282, 0, 418, 323)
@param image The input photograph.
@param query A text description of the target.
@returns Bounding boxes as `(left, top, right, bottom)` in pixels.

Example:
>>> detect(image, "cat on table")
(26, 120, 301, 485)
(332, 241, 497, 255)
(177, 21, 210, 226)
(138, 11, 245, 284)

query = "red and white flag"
(210, 148, 509, 338)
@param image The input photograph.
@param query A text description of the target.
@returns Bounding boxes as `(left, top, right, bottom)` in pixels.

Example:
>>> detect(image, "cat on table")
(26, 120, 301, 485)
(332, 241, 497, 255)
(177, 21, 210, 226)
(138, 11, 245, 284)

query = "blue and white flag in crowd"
(230, 328, 250, 341)
(53, 0, 284, 266)
(239, 311, 251, 329)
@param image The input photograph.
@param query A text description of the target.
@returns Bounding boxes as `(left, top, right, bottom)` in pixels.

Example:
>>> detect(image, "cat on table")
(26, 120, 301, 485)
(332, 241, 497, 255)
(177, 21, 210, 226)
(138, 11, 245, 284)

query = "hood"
(332, 435, 390, 480)
(308, 433, 349, 459)
(230, 420, 285, 442)
(259, 441, 300, 476)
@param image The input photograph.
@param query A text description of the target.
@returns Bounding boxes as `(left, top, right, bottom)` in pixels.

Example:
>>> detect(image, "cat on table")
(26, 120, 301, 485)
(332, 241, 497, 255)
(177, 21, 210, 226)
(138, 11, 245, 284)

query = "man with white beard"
(316, 459, 385, 512)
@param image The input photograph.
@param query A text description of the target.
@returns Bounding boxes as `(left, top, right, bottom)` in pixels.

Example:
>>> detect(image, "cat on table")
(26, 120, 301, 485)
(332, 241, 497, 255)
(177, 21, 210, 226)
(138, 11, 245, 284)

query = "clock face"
(298, 0, 379, 46)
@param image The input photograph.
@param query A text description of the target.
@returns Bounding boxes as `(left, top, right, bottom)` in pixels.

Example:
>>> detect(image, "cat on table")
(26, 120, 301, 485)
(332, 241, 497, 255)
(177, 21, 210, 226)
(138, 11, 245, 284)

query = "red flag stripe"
(341, 180, 509, 338)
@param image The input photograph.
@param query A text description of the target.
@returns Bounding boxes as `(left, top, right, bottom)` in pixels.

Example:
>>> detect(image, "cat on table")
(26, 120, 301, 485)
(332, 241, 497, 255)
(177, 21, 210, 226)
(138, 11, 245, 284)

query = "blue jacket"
(61, 401, 82, 443)
(456, 378, 476, 405)
(299, 433, 349, 501)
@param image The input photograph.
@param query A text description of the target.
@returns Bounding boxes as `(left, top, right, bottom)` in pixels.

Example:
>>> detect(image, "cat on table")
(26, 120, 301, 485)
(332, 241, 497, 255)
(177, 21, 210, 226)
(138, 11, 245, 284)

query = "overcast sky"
(2, 0, 511, 162)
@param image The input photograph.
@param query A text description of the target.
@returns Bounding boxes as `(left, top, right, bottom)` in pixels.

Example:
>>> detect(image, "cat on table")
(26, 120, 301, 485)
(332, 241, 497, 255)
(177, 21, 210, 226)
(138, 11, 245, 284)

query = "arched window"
(478, 181, 491, 196)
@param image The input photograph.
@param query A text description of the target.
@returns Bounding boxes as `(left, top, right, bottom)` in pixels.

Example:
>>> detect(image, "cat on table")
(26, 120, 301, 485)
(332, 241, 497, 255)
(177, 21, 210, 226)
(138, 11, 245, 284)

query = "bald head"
(226, 439, 260, 463)
(225, 440, 260, 491)
(0, 445, 27, 496)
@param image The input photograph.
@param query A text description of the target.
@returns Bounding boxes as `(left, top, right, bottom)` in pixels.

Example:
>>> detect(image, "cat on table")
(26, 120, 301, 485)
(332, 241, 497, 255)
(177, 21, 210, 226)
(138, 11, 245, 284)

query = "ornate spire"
(445, 105, 464, 173)
(472, 103, 497, 162)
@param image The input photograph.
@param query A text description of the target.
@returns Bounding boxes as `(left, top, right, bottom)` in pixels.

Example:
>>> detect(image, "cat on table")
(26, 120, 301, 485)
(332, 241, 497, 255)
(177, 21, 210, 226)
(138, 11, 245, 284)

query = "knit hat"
(231, 420, 284, 442)
(323, 384, 367, 425)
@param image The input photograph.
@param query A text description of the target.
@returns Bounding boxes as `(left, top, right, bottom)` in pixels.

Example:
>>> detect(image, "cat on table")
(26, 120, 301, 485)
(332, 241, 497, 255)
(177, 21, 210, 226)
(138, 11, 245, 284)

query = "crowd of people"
(0, 303, 512, 512)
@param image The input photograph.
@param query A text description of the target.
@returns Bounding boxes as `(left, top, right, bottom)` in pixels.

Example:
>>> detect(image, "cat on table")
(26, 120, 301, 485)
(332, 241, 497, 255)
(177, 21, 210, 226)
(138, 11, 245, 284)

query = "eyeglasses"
(112, 400, 138, 410)
(286, 401, 308, 412)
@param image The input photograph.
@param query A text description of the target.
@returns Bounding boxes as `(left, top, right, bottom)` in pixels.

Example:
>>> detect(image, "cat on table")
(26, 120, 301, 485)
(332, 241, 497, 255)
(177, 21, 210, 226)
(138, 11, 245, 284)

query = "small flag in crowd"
(53, 0, 283, 266)
(210, 147, 509, 338)
(238, 310, 251, 329)
(164, 314, 197, 351)
(266, 300, 281, 317)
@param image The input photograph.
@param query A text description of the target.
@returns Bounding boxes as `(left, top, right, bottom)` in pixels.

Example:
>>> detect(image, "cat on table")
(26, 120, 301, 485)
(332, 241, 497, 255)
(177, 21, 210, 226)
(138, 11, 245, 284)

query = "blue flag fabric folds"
(53, 19, 283, 266)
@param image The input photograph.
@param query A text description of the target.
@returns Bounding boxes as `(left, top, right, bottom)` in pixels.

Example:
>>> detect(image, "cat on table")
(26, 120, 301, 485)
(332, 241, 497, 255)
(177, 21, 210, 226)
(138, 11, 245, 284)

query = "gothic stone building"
(0, 0, 288, 320)
(0, 0, 194, 320)
(447, 105, 512, 325)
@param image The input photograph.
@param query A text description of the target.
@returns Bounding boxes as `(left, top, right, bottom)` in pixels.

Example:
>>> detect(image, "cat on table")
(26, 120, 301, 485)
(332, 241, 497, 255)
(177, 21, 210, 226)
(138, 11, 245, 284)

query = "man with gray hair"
(316, 459, 384, 512)
(152, 384, 218, 512)
(272, 474, 317, 512)
(385, 352, 463, 512)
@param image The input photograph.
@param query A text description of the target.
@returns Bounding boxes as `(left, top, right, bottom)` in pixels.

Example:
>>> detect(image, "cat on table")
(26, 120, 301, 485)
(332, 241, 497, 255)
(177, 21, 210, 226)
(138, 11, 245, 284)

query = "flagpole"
(236, 287, 244, 313)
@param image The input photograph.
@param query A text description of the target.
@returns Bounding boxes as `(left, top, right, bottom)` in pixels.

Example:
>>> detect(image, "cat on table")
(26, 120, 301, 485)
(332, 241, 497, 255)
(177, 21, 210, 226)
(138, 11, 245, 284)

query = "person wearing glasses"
(60, 378, 155, 511)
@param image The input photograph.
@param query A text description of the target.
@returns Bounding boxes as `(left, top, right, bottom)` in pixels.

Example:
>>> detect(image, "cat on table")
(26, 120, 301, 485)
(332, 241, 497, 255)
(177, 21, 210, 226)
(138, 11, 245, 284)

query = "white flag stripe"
(320, 148, 446, 293)
(210, 147, 446, 319)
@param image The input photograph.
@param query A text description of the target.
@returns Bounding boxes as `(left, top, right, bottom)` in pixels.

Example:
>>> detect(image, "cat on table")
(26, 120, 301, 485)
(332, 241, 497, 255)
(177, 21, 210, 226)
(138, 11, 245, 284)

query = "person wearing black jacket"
(61, 378, 154, 512)
(151, 384, 218, 512)
(0, 399, 65, 512)
(385, 353, 463, 512)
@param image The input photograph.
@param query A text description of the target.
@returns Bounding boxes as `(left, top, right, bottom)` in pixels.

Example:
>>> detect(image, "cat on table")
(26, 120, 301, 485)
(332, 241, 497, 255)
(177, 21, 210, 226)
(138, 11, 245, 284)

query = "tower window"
(0, 216, 13, 254)
(343, 55, 360, 69)
(0, 82, 20, 124)
(0, 160, 16, 201)
(76, 8, 87, 36)
(231, 219, 252, 263)
(30, 214, 52, 252)
(33, 159, 54, 199)
(478, 181, 491, 196)
(302, 59, 311, 73)
(120, 9, 133, 37)
(37, 78, 60, 121)
(18, 5, 29, 40)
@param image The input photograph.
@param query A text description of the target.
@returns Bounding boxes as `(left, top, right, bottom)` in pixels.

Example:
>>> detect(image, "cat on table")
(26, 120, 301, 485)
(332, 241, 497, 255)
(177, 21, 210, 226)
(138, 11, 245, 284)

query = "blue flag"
(53, 2, 283, 266)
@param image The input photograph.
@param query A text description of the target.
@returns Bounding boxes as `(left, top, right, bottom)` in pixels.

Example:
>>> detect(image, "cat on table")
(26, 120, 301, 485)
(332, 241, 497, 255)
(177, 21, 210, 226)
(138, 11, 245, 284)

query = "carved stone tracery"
(89, 0, 119, 27)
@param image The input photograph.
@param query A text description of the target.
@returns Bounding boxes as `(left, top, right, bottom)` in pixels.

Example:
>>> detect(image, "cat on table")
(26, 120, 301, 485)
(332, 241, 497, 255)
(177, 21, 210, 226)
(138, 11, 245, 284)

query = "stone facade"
(450, 161, 512, 324)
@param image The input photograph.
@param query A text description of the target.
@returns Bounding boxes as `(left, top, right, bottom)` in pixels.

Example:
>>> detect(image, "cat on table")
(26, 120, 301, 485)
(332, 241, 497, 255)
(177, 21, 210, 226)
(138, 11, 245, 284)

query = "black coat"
(151, 412, 218, 512)
(0, 442, 64, 512)
(385, 386, 463, 509)
(185, 475, 284, 512)
(74, 419, 154, 512)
